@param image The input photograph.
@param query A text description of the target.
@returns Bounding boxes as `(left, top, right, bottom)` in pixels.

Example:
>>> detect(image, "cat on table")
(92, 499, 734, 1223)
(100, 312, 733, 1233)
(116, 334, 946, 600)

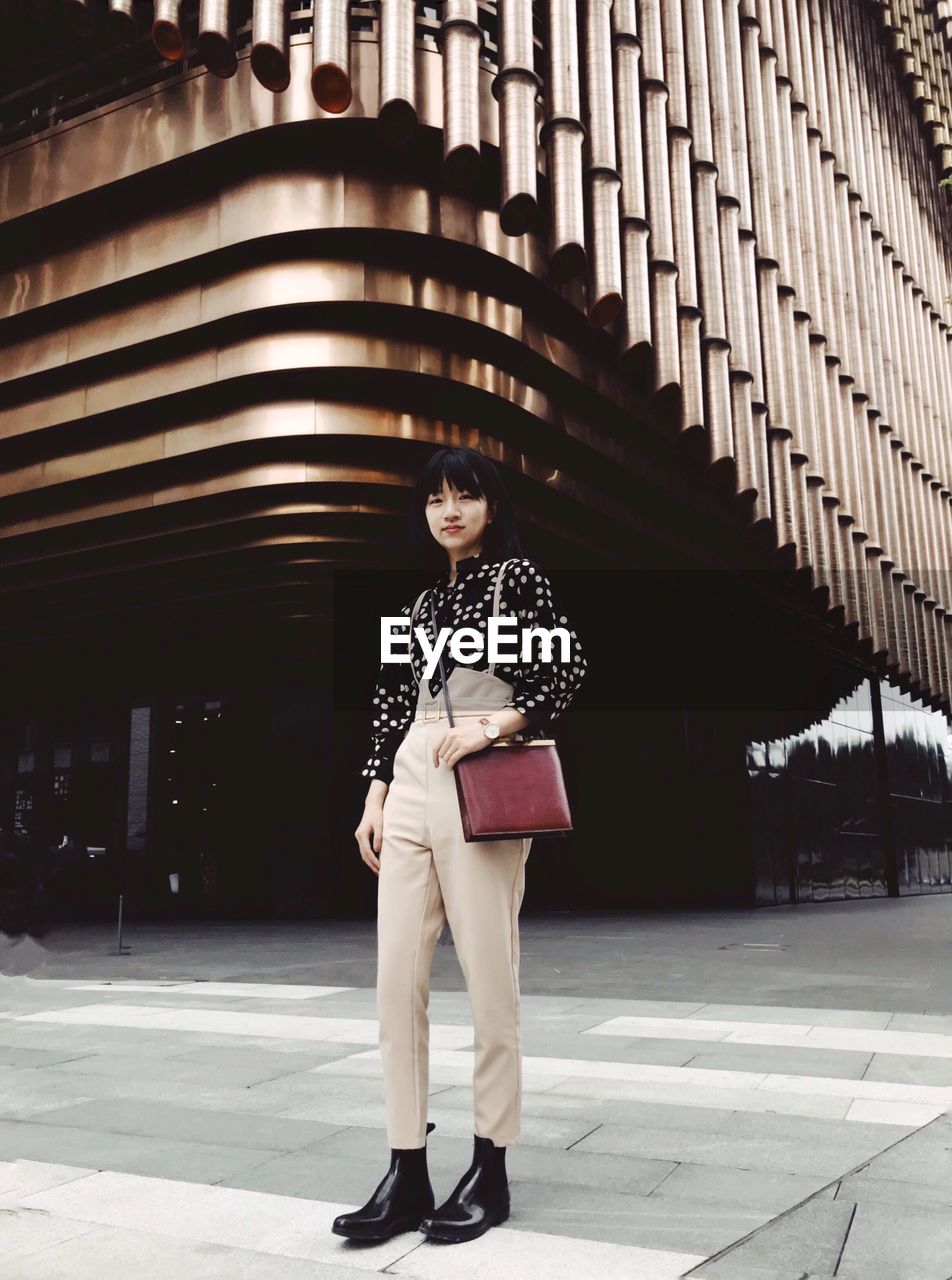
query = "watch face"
(484, 724, 500, 740)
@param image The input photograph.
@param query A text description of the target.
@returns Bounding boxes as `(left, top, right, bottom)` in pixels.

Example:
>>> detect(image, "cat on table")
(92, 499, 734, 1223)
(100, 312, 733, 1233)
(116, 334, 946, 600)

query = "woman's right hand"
(355, 801, 385, 875)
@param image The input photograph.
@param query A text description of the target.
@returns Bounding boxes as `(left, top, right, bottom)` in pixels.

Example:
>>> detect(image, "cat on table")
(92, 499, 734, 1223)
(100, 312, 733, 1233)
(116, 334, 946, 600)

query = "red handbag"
(430, 597, 573, 842)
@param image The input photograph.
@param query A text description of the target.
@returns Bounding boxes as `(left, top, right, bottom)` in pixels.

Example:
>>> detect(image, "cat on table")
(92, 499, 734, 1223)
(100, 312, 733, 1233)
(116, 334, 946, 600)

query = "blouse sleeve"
(500, 559, 587, 729)
(361, 597, 418, 786)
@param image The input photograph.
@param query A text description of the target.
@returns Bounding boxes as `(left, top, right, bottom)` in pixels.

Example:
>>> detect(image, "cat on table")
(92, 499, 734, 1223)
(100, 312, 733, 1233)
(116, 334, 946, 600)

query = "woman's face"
(425, 476, 494, 562)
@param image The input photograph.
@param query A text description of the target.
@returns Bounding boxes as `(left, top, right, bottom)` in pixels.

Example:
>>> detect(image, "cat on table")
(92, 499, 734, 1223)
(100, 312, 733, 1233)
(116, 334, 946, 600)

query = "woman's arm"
(502, 559, 587, 725)
(356, 597, 418, 873)
(360, 598, 417, 789)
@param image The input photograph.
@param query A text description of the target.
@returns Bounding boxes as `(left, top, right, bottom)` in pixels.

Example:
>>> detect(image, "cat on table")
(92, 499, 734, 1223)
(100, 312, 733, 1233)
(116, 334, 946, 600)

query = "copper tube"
(638, 0, 680, 392)
(198, 0, 237, 79)
(581, 0, 622, 325)
(153, 0, 186, 61)
(107, 0, 136, 43)
(379, 0, 417, 145)
(741, 0, 793, 534)
(545, 0, 586, 282)
(661, 0, 702, 429)
(684, 0, 732, 465)
(312, 0, 351, 110)
(494, 0, 541, 236)
(249, 0, 290, 93)
(717, 0, 768, 511)
(440, 0, 482, 192)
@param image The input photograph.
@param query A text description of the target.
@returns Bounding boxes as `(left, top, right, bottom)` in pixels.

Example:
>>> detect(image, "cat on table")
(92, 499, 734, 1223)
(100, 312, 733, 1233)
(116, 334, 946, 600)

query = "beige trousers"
(376, 665, 532, 1150)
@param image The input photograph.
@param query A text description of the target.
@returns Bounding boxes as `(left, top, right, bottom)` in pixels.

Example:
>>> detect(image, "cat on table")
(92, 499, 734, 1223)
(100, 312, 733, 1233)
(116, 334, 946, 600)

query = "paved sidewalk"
(0, 901, 951, 1279)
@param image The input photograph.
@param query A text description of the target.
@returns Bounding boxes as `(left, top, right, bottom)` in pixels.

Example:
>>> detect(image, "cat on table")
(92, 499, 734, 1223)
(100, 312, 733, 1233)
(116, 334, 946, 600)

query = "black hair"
(408, 446, 525, 571)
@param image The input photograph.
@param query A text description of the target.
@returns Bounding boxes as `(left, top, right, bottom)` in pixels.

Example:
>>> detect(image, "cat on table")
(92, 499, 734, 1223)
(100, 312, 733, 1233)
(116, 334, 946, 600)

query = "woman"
(334, 446, 587, 1246)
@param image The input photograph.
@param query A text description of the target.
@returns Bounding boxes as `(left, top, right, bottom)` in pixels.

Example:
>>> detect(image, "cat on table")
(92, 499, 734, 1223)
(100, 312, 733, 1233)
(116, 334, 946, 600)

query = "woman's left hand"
(432, 724, 493, 769)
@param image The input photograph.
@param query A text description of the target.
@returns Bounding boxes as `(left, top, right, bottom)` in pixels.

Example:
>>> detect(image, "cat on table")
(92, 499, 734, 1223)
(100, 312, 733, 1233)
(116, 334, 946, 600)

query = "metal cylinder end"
(252, 42, 291, 92)
(379, 98, 417, 147)
(549, 242, 586, 284)
(311, 62, 353, 112)
(198, 30, 238, 78)
(107, 7, 137, 43)
(444, 143, 481, 193)
(500, 191, 537, 237)
(152, 20, 186, 61)
(587, 289, 623, 328)
(63, 0, 93, 36)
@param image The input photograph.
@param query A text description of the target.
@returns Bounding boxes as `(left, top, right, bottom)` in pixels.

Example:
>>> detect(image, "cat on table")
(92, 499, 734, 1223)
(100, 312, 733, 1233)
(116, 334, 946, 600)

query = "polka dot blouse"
(362, 554, 587, 785)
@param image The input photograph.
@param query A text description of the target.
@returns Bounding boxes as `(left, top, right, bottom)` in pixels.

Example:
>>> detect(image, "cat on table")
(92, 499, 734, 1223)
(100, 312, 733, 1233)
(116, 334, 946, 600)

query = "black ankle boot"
(331, 1121, 437, 1241)
(418, 1133, 510, 1244)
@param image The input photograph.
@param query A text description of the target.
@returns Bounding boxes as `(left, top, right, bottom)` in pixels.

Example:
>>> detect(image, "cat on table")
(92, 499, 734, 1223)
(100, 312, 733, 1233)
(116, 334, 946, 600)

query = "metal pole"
(114, 892, 130, 955)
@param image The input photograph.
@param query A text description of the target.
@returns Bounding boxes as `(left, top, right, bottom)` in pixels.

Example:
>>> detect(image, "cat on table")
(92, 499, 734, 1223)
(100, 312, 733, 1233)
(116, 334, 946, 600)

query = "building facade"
(0, 0, 950, 918)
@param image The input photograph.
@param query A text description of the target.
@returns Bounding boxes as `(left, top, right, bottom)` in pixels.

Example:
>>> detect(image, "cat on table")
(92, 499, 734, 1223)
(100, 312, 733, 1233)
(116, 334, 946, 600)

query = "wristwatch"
(478, 716, 501, 741)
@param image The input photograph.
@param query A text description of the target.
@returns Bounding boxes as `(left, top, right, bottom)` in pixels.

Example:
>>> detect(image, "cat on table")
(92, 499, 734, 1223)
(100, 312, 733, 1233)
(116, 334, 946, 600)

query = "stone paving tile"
(834, 1170, 952, 1208)
(691, 1266, 818, 1280)
(34, 1045, 350, 1084)
(24, 1098, 345, 1152)
(551, 997, 710, 1019)
(0, 1206, 100, 1264)
(519, 1010, 627, 1034)
(861, 1052, 952, 1086)
(0, 1025, 193, 1052)
(504, 1177, 772, 1255)
(430, 1082, 739, 1134)
(570, 1122, 888, 1178)
(692, 1005, 893, 1030)
(649, 1162, 830, 1212)
(719, 1111, 915, 1147)
(520, 1031, 701, 1066)
(834, 1199, 952, 1279)
(885, 1012, 952, 1033)
(678, 1045, 873, 1080)
(545, 1075, 854, 1119)
(687, 1198, 854, 1276)
(0, 1046, 93, 1069)
(0, 1079, 99, 1121)
(0, 1119, 283, 1186)
(278, 1071, 458, 1105)
(0, 1225, 368, 1280)
(166, 1043, 351, 1073)
(243, 1069, 400, 1111)
(290, 1098, 601, 1147)
(277, 1128, 676, 1198)
(0, 1160, 95, 1205)
(385, 1221, 704, 1279)
(283, 991, 606, 1025)
(13, 1169, 416, 1272)
(0, 1069, 336, 1119)
(849, 1113, 952, 1185)
(270, 1097, 398, 1132)
(3, 1025, 287, 1054)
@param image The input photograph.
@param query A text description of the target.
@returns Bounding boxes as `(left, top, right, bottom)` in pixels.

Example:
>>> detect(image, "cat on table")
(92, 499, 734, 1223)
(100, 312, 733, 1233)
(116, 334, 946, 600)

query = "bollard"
(113, 892, 131, 955)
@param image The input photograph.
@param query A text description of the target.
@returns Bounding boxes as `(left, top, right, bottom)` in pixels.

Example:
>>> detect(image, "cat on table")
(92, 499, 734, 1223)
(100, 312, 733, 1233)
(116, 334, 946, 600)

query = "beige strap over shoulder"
(407, 557, 518, 683)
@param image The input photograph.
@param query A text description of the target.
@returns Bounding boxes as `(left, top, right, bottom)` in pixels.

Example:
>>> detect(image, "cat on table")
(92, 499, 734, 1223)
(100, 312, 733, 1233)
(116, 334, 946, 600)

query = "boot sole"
(331, 1212, 430, 1242)
(419, 1205, 510, 1244)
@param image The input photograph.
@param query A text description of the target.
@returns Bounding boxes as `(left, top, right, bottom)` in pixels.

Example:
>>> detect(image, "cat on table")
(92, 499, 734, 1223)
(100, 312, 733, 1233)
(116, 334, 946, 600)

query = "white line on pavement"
(3, 1162, 707, 1279)
(583, 1015, 952, 1059)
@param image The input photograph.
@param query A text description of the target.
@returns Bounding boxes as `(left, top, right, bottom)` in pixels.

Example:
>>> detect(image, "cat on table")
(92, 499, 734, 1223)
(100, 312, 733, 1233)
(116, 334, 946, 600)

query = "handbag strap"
(408, 587, 428, 688)
(488, 558, 514, 677)
(431, 595, 456, 728)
